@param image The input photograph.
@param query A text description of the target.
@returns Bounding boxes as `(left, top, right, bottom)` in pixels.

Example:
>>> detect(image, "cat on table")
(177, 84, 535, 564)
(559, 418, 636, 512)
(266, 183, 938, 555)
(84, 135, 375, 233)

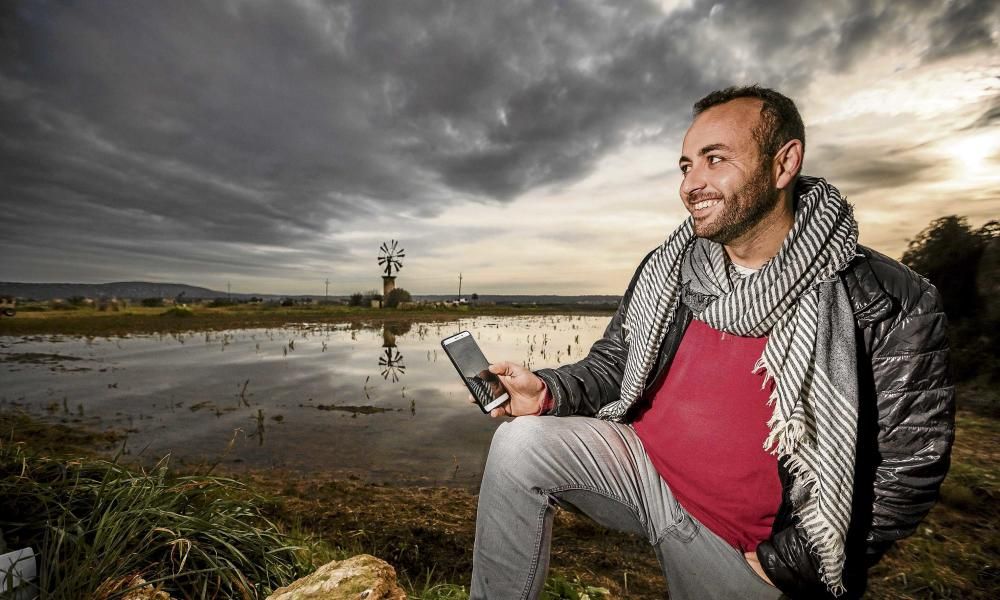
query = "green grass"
(0, 303, 616, 336)
(0, 442, 309, 599)
(0, 430, 611, 600)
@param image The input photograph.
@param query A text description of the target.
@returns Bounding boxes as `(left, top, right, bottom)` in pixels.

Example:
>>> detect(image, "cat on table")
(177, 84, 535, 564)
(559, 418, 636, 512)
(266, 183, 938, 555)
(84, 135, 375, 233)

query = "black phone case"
(440, 333, 504, 413)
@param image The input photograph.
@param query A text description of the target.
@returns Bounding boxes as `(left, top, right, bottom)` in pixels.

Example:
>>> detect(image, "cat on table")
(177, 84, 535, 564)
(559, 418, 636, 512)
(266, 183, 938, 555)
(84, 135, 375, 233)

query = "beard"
(691, 163, 781, 244)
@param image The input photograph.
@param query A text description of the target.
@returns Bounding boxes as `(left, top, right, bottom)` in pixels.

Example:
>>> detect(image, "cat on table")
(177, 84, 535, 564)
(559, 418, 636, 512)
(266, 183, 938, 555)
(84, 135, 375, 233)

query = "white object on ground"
(0, 547, 37, 594)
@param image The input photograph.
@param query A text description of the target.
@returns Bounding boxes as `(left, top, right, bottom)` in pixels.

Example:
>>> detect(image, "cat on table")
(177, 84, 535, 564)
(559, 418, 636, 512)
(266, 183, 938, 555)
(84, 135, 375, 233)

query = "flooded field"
(0, 315, 608, 486)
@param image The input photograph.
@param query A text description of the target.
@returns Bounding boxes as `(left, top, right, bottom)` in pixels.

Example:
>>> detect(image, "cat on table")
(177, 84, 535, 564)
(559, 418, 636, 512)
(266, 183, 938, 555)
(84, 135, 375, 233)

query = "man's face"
(678, 98, 780, 244)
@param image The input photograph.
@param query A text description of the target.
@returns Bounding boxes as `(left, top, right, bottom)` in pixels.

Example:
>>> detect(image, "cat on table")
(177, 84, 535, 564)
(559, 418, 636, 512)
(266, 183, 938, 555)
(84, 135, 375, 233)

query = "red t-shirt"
(632, 318, 781, 551)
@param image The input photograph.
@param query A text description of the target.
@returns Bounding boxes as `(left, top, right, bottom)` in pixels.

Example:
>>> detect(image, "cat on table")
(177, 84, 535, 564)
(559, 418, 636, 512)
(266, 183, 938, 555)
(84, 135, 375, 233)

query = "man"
(470, 86, 954, 599)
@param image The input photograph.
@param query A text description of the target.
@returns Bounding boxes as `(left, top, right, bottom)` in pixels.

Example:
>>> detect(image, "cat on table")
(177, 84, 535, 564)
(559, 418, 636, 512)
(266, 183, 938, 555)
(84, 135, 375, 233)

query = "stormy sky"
(1, 0, 997, 295)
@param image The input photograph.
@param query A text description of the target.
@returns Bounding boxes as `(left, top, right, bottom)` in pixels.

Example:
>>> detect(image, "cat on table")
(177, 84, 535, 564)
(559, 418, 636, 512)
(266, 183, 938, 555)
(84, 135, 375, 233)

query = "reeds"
(0, 442, 307, 599)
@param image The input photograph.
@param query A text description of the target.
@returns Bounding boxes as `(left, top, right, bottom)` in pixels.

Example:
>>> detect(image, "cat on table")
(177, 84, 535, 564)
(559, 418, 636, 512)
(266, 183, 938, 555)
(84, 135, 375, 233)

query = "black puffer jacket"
(535, 245, 955, 599)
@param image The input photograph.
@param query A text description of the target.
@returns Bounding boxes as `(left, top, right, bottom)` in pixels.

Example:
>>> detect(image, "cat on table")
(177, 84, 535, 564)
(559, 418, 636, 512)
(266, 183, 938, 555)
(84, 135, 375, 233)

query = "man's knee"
(484, 416, 566, 484)
(488, 416, 549, 461)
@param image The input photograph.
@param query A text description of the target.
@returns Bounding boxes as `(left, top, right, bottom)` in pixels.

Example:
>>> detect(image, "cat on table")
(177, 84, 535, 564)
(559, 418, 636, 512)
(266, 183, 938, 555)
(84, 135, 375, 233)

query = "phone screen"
(441, 331, 509, 413)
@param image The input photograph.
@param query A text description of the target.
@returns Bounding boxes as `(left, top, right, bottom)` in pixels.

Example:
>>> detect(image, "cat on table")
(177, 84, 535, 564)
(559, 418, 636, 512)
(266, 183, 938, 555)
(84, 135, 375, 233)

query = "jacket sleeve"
(533, 250, 654, 417)
(756, 278, 955, 598)
(866, 280, 954, 544)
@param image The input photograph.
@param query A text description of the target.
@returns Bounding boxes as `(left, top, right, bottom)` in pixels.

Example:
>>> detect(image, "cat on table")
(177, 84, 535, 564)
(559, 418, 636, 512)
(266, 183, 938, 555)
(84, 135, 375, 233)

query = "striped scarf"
(599, 176, 859, 595)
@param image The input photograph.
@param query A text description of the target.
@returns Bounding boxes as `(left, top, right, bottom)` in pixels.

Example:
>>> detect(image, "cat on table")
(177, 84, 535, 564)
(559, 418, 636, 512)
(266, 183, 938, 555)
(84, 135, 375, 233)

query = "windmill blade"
(391, 239, 398, 250)
(396, 252, 406, 258)
(380, 242, 389, 253)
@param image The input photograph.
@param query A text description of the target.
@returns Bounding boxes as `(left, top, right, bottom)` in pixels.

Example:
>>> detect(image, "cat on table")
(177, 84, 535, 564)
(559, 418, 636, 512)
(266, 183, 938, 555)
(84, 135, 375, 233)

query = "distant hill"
(0, 281, 239, 301)
(0, 282, 621, 305)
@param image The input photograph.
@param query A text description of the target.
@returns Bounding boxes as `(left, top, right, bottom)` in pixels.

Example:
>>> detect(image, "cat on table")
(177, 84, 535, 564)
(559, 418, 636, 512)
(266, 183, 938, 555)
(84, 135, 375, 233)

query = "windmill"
(377, 239, 405, 303)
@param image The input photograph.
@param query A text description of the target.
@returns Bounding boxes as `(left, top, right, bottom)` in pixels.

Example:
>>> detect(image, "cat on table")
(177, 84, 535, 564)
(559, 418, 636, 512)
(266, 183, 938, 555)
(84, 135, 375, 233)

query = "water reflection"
(0, 315, 609, 485)
(379, 322, 407, 383)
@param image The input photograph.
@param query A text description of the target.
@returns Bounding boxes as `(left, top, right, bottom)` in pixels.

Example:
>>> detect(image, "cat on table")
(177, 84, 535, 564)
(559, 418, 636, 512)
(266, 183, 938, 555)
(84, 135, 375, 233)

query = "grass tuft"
(159, 306, 194, 318)
(0, 442, 309, 599)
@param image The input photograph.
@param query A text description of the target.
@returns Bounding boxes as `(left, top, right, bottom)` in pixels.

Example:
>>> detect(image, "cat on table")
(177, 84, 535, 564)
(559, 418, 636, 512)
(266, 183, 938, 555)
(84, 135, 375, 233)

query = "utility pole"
(227, 281, 231, 300)
(325, 278, 330, 299)
(458, 272, 463, 300)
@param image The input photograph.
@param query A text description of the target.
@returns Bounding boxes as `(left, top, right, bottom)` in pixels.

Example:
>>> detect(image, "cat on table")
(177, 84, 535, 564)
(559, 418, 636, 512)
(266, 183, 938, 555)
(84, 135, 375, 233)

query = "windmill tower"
(377, 240, 405, 302)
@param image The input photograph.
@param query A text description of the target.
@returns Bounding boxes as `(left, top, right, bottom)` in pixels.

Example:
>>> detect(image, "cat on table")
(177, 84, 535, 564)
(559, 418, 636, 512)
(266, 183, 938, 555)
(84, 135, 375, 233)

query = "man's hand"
(744, 551, 775, 586)
(468, 361, 549, 419)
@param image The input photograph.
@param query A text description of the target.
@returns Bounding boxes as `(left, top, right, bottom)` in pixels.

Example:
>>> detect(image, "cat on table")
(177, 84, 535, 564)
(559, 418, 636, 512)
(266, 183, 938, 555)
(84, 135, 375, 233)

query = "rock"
(267, 554, 406, 600)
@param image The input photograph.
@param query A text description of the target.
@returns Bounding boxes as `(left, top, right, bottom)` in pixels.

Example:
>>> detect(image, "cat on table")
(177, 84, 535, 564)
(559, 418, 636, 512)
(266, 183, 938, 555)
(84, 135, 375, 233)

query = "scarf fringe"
(781, 447, 849, 596)
(757, 350, 848, 595)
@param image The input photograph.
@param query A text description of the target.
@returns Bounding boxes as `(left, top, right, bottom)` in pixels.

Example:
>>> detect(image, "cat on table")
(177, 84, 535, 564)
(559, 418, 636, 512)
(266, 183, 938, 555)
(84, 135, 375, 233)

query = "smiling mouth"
(691, 198, 721, 211)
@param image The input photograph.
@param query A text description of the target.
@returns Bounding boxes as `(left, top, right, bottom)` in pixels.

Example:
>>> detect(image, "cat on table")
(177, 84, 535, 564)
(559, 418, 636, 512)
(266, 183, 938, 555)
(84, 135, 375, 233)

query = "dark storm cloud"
(924, 0, 1000, 62)
(0, 0, 992, 287)
(810, 142, 945, 194)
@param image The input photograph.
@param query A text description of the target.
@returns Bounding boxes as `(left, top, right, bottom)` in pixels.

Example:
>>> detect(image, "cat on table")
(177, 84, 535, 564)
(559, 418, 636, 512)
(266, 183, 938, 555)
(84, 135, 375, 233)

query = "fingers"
(489, 401, 511, 419)
(488, 361, 516, 376)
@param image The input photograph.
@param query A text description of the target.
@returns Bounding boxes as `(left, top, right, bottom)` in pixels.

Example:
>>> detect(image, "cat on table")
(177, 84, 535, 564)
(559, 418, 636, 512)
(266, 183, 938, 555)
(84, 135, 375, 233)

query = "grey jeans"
(471, 416, 784, 600)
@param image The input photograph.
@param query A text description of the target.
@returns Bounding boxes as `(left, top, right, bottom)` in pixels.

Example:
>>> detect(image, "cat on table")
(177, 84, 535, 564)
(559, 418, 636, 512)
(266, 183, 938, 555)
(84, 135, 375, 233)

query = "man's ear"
(773, 139, 803, 190)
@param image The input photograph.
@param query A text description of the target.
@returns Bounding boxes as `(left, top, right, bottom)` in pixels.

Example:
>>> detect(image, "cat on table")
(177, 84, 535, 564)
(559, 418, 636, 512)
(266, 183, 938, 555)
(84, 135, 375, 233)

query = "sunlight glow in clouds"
(950, 131, 999, 176)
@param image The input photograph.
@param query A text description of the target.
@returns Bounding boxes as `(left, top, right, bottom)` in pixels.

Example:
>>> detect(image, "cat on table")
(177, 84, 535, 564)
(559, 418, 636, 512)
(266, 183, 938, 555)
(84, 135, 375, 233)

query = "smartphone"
(441, 330, 510, 413)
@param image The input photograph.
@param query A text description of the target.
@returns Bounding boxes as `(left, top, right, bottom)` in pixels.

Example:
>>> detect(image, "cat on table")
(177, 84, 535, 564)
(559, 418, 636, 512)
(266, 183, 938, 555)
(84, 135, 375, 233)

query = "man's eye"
(680, 164, 691, 174)
(708, 155, 723, 164)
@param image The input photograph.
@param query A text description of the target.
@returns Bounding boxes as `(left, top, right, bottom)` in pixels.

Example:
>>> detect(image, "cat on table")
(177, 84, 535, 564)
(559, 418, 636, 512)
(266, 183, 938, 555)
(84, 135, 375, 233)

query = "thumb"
(489, 361, 515, 376)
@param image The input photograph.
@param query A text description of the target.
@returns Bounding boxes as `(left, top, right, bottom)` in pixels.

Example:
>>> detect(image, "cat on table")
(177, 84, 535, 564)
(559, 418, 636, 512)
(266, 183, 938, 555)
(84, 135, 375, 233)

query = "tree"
(348, 292, 364, 307)
(902, 215, 1000, 385)
(384, 288, 412, 308)
(901, 216, 996, 321)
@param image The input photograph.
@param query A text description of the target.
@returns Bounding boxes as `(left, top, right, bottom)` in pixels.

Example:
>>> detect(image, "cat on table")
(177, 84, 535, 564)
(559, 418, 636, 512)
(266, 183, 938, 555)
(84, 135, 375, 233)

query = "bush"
(349, 293, 364, 306)
(902, 216, 999, 383)
(901, 216, 997, 321)
(160, 306, 194, 317)
(140, 297, 164, 307)
(385, 288, 412, 308)
(0, 443, 309, 598)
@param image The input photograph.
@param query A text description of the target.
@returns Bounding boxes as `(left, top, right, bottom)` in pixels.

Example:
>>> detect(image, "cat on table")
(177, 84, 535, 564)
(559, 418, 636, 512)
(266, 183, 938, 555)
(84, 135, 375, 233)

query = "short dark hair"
(693, 85, 805, 158)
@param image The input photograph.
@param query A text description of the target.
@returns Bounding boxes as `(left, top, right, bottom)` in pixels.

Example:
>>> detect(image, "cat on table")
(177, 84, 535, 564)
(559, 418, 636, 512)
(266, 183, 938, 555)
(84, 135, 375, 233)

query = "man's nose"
(680, 163, 706, 197)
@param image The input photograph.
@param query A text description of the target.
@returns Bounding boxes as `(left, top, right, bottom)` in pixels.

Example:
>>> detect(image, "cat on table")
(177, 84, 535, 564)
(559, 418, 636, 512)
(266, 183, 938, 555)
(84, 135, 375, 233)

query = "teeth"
(693, 199, 721, 210)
